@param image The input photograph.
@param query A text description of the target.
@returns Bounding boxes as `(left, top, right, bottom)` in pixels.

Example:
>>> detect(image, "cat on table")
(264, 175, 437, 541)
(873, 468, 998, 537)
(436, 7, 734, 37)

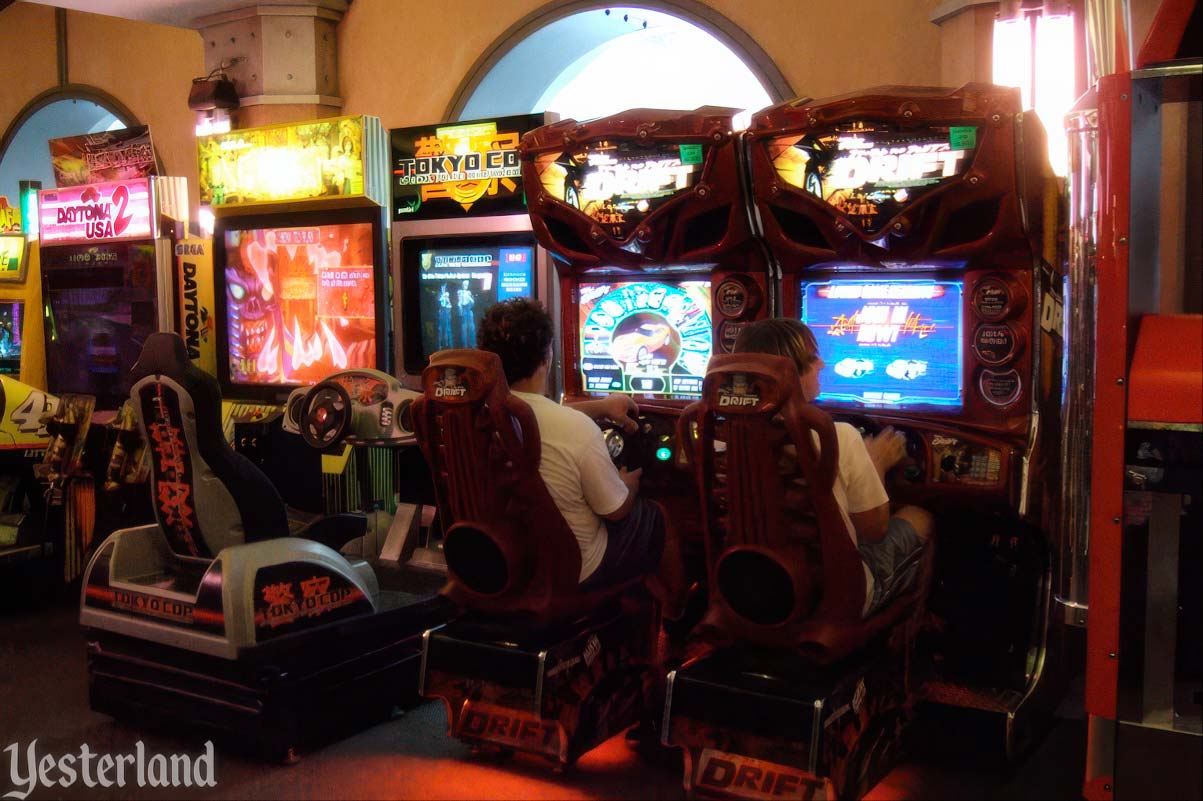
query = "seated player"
(476, 298, 686, 615)
(732, 318, 933, 617)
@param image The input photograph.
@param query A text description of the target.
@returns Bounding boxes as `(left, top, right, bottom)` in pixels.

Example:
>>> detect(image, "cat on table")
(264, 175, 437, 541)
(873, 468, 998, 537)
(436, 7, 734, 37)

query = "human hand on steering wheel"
(865, 425, 907, 478)
(599, 393, 640, 433)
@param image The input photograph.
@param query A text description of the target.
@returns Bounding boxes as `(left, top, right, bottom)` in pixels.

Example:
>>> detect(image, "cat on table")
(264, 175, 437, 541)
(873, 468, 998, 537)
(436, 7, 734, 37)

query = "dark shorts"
(859, 516, 927, 616)
(580, 497, 665, 589)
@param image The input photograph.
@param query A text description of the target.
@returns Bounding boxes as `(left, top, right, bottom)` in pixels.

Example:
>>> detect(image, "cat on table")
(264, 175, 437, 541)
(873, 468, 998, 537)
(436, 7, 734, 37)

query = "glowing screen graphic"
(579, 280, 712, 398)
(801, 280, 962, 408)
(223, 223, 377, 386)
(771, 125, 976, 233)
(0, 300, 22, 375)
(416, 244, 534, 359)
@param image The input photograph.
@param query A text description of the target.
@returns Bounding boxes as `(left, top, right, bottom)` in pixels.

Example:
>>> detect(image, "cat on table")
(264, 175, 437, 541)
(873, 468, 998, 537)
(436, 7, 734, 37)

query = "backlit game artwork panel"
(801, 279, 963, 408)
(416, 244, 533, 360)
(771, 125, 978, 234)
(579, 280, 712, 399)
(0, 300, 22, 375)
(224, 223, 377, 386)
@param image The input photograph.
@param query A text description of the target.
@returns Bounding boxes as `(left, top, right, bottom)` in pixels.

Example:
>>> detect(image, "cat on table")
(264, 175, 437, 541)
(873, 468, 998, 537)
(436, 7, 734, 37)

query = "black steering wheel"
(300, 380, 353, 450)
(598, 415, 650, 471)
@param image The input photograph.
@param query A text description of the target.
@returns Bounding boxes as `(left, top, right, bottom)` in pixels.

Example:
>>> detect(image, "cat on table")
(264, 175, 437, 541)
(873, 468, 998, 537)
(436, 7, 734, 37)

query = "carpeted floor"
(0, 596, 1086, 800)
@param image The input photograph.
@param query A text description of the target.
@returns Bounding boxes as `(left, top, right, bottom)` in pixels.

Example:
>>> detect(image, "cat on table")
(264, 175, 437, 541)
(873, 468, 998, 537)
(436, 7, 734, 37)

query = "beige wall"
(0, 2, 204, 219)
(339, 0, 946, 128)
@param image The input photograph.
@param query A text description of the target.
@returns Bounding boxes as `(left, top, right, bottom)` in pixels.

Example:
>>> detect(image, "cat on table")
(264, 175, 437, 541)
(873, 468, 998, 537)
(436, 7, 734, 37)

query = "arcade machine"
(412, 106, 771, 766)
(196, 115, 394, 518)
(519, 107, 773, 523)
(0, 225, 59, 604)
(389, 113, 555, 568)
(684, 84, 1064, 792)
(1066, 1, 1202, 797)
(80, 333, 451, 760)
(38, 176, 188, 410)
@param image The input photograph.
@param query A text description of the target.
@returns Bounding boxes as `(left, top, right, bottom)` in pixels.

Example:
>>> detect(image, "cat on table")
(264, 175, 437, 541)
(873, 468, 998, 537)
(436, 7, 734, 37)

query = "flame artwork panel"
(224, 223, 377, 385)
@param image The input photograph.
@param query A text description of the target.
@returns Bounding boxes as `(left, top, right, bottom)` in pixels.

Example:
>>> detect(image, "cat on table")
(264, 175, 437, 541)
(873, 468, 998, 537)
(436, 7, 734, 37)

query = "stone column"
(195, 1, 347, 128)
(931, 0, 998, 87)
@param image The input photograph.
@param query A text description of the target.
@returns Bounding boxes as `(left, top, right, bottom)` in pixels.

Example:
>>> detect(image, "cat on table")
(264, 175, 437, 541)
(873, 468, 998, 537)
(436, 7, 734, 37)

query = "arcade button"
(717, 320, 747, 353)
(972, 277, 1014, 321)
(978, 368, 1023, 407)
(715, 276, 761, 320)
(972, 323, 1022, 366)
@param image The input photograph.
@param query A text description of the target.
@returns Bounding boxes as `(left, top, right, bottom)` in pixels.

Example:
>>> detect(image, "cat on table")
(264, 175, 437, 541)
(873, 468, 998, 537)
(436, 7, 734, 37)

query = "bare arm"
(567, 394, 640, 433)
(601, 467, 641, 521)
(850, 502, 890, 544)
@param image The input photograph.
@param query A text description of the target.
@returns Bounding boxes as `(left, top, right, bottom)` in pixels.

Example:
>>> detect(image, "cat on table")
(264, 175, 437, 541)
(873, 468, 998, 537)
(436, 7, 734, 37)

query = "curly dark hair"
(476, 298, 554, 384)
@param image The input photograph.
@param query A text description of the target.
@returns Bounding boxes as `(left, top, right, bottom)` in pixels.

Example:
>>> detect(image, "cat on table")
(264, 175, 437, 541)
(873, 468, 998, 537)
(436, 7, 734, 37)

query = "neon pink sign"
(38, 178, 154, 245)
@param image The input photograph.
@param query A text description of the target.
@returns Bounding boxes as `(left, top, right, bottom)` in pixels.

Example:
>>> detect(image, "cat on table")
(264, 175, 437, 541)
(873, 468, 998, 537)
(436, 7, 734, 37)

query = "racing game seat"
(666, 353, 934, 799)
(413, 349, 658, 767)
(127, 332, 364, 557)
(677, 352, 932, 662)
(412, 348, 643, 621)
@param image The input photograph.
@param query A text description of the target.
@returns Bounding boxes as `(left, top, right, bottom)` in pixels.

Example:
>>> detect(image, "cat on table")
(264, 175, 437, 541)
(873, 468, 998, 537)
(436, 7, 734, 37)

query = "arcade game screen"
(579, 280, 712, 399)
(222, 222, 378, 387)
(41, 243, 158, 406)
(412, 240, 534, 360)
(770, 124, 977, 234)
(0, 301, 22, 376)
(801, 279, 963, 408)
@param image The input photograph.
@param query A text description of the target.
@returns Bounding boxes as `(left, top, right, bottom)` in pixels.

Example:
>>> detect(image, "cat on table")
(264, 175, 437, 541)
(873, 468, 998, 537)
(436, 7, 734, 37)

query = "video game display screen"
(222, 222, 378, 387)
(41, 243, 158, 407)
(770, 124, 977, 234)
(0, 301, 23, 375)
(413, 242, 534, 360)
(801, 279, 963, 408)
(579, 280, 712, 398)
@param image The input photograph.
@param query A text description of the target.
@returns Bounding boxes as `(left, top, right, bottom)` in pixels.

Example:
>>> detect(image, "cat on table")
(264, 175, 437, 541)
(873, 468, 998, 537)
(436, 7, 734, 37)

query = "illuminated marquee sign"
(390, 113, 547, 220)
(0, 236, 26, 283)
(0, 197, 21, 234)
(198, 116, 369, 208)
(38, 178, 154, 246)
(771, 125, 977, 233)
(537, 140, 705, 240)
(49, 126, 156, 187)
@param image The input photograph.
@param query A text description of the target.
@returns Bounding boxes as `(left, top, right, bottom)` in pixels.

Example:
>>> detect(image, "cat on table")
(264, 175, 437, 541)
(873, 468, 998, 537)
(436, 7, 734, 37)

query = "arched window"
(0, 91, 135, 205)
(453, 4, 788, 123)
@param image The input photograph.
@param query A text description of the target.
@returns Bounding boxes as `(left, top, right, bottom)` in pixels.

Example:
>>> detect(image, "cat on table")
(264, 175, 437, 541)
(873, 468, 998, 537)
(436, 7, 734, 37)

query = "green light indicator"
(655, 447, 672, 462)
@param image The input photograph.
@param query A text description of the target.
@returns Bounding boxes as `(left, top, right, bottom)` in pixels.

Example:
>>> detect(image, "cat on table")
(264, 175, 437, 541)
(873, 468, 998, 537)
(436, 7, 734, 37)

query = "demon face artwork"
(224, 224, 378, 385)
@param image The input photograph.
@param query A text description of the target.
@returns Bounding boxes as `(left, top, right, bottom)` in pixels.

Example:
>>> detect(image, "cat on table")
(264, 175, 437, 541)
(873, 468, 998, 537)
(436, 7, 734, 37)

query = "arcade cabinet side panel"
(1082, 70, 1134, 801)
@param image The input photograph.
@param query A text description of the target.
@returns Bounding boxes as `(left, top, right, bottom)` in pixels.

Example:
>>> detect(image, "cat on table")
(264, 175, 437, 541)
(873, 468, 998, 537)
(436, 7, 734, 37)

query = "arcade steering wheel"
(300, 379, 353, 450)
(599, 416, 649, 471)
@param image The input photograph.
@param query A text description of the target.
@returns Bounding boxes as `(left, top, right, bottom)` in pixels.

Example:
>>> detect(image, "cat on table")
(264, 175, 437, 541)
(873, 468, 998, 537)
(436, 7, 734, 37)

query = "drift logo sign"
(432, 367, 470, 400)
(717, 374, 761, 409)
(458, 703, 562, 755)
(695, 749, 825, 800)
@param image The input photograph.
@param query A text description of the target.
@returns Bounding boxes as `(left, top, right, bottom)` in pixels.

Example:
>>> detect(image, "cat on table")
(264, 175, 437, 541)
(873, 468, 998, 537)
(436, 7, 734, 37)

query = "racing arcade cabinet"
(80, 334, 451, 760)
(520, 107, 773, 525)
(198, 115, 392, 515)
(390, 114, 554, 569)
(745, 84, 1068, 766)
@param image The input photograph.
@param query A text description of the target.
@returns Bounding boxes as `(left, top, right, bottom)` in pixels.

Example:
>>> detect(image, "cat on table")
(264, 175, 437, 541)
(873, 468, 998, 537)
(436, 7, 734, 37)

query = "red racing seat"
(413, 349, 640, 623)
(678, 353, 932, 662)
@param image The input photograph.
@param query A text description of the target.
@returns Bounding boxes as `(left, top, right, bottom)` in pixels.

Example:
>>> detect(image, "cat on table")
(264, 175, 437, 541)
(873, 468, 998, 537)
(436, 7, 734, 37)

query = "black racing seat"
(128, 333, 363, 559)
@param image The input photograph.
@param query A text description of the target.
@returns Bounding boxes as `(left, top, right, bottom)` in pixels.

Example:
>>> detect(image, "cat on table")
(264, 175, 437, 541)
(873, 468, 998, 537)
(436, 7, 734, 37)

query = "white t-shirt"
(825, 422, 890, 615)
(512, 391, 630, 581)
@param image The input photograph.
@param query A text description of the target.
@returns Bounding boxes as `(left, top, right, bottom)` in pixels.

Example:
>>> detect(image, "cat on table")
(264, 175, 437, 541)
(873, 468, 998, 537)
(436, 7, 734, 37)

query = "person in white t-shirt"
(476, 298, 686, 615)
(732, 318, 933, 617)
